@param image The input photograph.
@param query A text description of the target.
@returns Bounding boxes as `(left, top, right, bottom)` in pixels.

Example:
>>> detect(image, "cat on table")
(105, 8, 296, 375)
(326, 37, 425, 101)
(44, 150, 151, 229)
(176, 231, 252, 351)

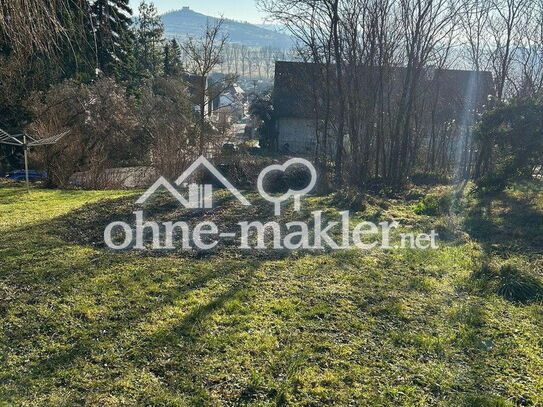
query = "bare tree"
(138, 78, 196, 179)
(182, 18, 229, 154)
(513, 0, 543, 98)
(460, 0, 492, 73)
(488, 0, 529, 100)
(259, 0, 344, 187)
(260, 0, 541, 188)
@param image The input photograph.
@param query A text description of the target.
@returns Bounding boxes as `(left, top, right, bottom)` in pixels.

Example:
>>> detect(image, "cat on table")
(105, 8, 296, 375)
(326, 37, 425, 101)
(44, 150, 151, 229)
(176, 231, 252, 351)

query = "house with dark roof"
(272, 61, 494, 155)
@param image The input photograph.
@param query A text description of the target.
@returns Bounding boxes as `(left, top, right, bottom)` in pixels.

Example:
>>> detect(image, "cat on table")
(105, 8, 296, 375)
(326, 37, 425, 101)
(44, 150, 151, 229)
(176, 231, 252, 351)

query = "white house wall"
(277, 118, 317, 154)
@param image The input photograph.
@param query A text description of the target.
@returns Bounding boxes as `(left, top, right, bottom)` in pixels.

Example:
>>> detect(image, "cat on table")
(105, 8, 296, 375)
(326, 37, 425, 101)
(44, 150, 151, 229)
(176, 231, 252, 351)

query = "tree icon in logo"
(257, 158, 317, 216)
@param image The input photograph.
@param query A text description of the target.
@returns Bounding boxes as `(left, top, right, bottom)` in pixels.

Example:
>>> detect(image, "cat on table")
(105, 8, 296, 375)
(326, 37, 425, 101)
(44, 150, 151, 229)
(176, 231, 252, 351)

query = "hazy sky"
(129, 0, 267, 24)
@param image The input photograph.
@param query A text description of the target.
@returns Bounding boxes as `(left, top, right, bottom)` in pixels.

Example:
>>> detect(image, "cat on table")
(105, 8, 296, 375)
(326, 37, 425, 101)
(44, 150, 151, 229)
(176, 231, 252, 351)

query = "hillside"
(161, 7, 293, 49)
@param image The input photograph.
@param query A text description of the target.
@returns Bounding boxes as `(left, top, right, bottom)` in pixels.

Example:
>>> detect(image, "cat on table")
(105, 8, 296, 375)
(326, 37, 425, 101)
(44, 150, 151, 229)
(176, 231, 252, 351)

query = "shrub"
(474, 101, 543, 193)
(27, 78, 145, 187)
(496, 264, 543, 303)
(475, 170, 509, 195)
(414, 194, 452, 216)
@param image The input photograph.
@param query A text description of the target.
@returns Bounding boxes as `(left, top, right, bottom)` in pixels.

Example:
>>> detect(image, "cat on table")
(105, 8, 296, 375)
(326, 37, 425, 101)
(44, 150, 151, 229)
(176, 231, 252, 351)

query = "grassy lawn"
(0, 181, 542, 406)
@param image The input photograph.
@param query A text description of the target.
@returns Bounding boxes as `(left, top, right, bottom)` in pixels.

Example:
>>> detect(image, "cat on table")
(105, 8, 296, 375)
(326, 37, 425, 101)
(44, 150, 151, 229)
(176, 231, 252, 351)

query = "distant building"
(212, 83, 247, 122)
(273, 61, 494, 155)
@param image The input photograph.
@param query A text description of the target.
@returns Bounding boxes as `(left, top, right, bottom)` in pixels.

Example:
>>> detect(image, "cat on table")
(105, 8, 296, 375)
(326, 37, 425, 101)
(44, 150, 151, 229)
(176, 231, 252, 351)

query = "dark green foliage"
(134, 0, 164, 77)
(91, 0, 135, 77)
(475, 171, 509, 195)
(49, 0, 97, 82)
(496, 264, 543, 303)
(0, 0, 135, 138)
(163, 39, 183, 76)
(475, 101, 543, 194)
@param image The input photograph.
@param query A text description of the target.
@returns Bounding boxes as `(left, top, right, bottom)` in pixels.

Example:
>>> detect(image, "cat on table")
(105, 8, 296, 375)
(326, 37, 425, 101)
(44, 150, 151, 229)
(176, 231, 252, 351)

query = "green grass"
(0, 181, 542, 406)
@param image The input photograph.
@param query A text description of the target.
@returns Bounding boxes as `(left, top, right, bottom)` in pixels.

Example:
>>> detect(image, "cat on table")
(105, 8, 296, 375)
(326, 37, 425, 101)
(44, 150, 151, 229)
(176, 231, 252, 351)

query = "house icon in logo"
(136, 156, 250, 208)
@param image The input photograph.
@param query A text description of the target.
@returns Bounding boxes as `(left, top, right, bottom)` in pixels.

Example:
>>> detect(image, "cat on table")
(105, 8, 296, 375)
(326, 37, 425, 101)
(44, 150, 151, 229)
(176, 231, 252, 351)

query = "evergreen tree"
(58, 0, 97, 81)
(90, 0, 135, 78)
(163, 39, 182, 76)
(163, 42, 171, 75)
(112, 28, 139, 83)
(134, 0, 164, 77)
(170, 39, 183, 74)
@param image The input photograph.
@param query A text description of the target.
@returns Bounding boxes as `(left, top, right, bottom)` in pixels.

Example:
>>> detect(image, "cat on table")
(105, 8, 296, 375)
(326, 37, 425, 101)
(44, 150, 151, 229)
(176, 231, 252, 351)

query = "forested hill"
(161, 7, 293, 49)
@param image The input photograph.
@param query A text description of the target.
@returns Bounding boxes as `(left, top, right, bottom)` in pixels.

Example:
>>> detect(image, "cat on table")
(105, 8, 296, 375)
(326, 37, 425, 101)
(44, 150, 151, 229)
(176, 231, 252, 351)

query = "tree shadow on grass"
(464, 191, 543, 255)
(3, 249, 245, 365)
(11, 185, 537, 404)
(40, 190, 350, 262)
(0, 202, 231, 377)
(458, 186, 543, 405)
(0, 192, 311, 404)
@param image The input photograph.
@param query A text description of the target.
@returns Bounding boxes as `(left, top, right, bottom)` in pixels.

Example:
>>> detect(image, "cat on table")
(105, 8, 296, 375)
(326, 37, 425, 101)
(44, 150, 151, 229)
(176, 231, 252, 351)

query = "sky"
(129, 0, 267, 24)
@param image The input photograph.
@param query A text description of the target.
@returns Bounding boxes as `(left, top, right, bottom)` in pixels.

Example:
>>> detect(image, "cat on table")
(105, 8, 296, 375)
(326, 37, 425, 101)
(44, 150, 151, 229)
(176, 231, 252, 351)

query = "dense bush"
(474, 171, 509, 195)
(475, 101, 543, 194)
(26, 77, 196, 187)
(260, 164, 314, 194)
(27, 78, 142, 187)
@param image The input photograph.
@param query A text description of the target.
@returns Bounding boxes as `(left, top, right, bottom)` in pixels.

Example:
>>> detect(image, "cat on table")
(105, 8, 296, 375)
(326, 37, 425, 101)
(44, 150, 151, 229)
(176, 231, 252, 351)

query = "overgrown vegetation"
(1, 0, 543, 405)
(259, 0, 543, 186)
(1, 181, 542, 406)
(414, 193, 452, 216)
(0, 0, 235, 185)
(474, 101, 543, 194)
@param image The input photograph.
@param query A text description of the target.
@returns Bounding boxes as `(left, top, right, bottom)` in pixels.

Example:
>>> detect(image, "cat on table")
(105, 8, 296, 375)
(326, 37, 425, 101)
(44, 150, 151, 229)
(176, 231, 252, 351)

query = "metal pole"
(23, 133, 30, 192)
